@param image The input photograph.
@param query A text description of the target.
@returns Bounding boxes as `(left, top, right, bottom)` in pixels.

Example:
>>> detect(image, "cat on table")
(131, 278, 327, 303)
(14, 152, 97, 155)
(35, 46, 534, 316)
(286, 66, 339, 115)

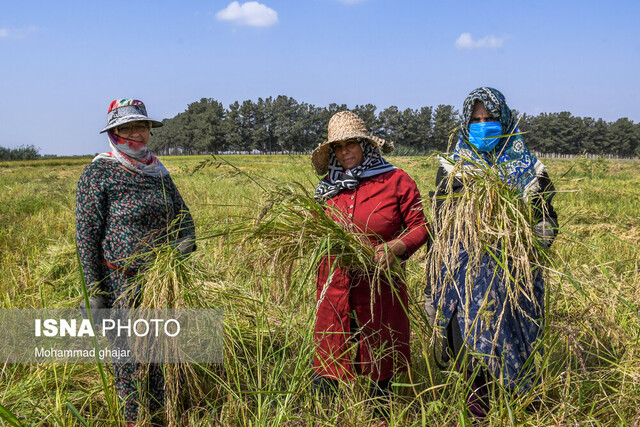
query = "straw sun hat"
(311, 110, 394, 175)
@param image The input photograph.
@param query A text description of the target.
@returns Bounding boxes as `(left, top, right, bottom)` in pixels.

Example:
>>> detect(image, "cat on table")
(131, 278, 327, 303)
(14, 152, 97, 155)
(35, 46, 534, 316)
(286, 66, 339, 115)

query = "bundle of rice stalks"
(426, 151, 554, 346)
(233, 182, 406, 311)
(115, 218, 209, 427)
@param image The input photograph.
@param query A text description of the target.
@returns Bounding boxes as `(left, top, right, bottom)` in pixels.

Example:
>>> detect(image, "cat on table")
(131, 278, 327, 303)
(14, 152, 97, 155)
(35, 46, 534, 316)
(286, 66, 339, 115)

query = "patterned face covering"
(449, 87, 544, 195)
(314, 140, 396, 201)
(108, 132, 151, 161)
(93, 131, 169, 177)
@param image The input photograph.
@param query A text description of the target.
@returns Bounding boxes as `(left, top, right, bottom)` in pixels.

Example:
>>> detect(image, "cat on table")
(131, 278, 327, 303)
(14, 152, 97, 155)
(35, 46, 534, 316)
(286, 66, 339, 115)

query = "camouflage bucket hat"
(311, 110, 394, 175)
(100, 99, 163, 133)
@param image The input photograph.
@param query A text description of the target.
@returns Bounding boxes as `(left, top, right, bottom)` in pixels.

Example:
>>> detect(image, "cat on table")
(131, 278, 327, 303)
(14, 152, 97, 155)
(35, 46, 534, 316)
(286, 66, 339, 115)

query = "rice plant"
(426, 153, 551, 321)
(112, 220, 212, 427)
(242, 182, 404, 282)
(1, 155, 639, 425)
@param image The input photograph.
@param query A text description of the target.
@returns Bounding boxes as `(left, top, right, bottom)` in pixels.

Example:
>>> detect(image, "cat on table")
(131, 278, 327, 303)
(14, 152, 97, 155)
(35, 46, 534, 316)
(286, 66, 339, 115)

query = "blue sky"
(1, 0, 639, 156)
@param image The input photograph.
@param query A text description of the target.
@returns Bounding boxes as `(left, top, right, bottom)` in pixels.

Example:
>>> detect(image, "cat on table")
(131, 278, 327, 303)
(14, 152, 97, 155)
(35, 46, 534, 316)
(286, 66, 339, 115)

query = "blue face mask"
(468, 121, 502, 152)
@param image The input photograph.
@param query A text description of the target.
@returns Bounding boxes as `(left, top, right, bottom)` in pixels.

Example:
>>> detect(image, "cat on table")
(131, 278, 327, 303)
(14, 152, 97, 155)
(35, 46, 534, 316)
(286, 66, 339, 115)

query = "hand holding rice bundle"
(425, 87, 558, 419)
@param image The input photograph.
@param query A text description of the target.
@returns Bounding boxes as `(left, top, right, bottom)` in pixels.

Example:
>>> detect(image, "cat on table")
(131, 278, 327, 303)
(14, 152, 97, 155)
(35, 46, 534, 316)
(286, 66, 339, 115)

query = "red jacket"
(324, 168, 429, 256)
(314, 168, 430, 381)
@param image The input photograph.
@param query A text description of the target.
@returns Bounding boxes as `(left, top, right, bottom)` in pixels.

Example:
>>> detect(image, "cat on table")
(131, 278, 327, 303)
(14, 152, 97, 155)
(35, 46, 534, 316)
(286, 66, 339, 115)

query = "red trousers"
(313, 258, 411, 381)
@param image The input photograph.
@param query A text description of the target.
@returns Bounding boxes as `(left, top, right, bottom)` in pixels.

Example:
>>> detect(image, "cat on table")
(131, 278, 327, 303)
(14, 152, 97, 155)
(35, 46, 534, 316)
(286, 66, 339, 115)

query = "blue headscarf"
(450, 87, 544, 195)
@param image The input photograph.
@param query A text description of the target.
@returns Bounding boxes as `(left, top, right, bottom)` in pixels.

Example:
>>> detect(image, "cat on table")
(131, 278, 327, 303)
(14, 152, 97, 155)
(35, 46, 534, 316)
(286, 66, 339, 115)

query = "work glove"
(533, 220, 555, 248)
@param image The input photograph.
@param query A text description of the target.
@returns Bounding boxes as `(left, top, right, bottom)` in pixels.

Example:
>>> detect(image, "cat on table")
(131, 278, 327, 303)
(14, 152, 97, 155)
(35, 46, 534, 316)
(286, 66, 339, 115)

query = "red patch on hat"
(107, 100, 120, 114)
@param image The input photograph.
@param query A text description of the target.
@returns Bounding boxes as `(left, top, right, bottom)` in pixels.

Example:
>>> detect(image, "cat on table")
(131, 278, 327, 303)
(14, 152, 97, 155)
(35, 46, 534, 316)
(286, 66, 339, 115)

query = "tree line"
(150, 96, 460, 155)
(0, 145, 39, 161)
(150, 96, 639, 158)
(3, 97, 638, 161)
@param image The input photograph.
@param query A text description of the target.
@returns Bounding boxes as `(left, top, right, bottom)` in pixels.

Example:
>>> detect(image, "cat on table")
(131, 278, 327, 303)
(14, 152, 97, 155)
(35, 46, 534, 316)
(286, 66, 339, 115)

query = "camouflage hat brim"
(99, 103, 163, 133)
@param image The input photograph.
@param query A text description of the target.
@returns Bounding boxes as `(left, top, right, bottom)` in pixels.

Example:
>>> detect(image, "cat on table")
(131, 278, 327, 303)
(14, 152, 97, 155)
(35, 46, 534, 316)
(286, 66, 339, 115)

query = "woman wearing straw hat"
(76, 99, 195, 425)
(426, 87, 558, 419)
(311, 110, 430, 422)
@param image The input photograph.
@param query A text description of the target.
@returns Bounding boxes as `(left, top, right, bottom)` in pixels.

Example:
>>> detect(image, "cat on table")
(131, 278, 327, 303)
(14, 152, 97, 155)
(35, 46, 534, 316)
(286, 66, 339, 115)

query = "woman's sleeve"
(396, 172, 430, 258)
(75, 164, 106, 288)
(432, 165, 464, 215)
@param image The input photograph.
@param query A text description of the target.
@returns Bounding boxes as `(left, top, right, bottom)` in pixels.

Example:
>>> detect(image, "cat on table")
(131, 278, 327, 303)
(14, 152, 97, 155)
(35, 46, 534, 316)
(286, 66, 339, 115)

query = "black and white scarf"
(314, 141, 396, 201)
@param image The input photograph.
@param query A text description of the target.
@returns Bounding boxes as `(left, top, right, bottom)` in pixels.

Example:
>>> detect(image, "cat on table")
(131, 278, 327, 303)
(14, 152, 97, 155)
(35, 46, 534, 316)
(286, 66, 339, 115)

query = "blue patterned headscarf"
(450, 87, 544, 195)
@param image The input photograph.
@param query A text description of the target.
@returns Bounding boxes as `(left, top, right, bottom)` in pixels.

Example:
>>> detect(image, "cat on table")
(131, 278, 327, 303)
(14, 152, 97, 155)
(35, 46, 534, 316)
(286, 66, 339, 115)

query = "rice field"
(0, 154, 639, 426)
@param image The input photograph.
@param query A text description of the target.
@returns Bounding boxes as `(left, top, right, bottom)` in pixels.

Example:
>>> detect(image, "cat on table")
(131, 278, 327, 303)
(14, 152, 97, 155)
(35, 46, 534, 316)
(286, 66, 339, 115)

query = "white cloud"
(455, 33, 505, 50)
(216, 2, 278, 27)
(0, 26, 36, 39)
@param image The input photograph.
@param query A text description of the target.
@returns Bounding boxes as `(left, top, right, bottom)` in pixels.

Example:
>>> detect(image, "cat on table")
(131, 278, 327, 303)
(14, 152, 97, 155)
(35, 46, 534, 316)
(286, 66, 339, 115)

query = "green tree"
(414, 106, 434, 151)
(582, 117, 609, 154)
(185, 98, 226, 154)
(252, 97, 275, 153)
(223, 101, 248, 152)
(238, 100, 261, 152)
(272, 95, 302, 152)
(608, 118, 639, 157)
(151, 112, 191, 154)
(0, 145, 39, 160)
(433, 104, 459, 152)
(378, 106, 402, 144)
(306, 105, 328, 152)
(524, 113, 553, 153)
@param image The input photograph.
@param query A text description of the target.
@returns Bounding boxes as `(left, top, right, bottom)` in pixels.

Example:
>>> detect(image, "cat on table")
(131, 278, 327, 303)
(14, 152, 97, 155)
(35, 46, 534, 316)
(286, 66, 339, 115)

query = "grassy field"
(0, 154, 639, 426)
